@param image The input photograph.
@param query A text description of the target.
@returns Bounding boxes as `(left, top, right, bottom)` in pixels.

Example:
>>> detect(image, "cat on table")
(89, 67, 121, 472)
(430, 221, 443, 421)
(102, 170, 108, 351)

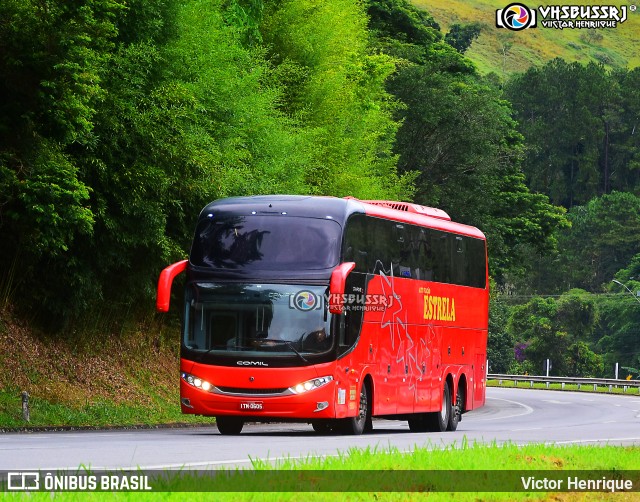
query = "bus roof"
(199, 195, 485, 240)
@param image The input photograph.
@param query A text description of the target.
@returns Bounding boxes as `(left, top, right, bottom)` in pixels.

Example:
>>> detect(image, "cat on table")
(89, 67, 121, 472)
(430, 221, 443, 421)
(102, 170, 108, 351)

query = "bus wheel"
(216, 416, 244, 435)
(341, 383, 370, 435)
(448, 384, 464, 432)
(426, 383, 451, 432)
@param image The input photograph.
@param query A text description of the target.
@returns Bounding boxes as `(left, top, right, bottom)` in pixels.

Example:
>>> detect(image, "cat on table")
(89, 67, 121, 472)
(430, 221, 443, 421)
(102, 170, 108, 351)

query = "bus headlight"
(182, 372, 215, 392)
(288, 376, 333, 395)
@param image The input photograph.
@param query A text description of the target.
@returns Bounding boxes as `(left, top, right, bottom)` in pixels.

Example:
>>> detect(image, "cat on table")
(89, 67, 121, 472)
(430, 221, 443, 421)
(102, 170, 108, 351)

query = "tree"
(594, 256, 640, 371)
(445, 23, 482, 54)
(1, 0, 415, 325)
(0, 0, 123, 321)
(560, 192, 640, 291)
(262, 0, 412, 200)
(364, 0, 567, 280)
(505, 60, 640, 208)
(366, 0, 441, 46)
(507, 292, 604, 377)
(488, 286, 515, 373)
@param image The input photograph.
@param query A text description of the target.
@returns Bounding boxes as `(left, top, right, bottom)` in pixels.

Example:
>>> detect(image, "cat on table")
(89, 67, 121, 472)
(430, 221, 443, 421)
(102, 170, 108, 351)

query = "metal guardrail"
(487, 373, 640, 393)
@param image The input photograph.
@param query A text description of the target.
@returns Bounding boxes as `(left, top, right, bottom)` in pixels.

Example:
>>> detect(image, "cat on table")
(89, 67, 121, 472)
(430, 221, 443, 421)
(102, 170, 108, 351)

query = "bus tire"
(448, 384, 464, 432)
(426, 383, 451, 432)
(216, 416, 244, 435)
(341, 383, 370, 435)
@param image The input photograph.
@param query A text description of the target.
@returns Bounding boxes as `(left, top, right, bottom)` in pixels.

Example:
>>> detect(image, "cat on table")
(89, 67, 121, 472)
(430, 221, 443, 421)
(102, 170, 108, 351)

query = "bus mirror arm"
(156, 260, 188, 312)
(328, 262, 356, 314)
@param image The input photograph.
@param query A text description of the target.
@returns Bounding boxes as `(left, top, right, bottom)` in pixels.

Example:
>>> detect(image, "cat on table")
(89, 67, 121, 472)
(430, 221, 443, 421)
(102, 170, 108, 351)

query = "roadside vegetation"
(0, 306, 205, 429)
(487, 379, 640, 396)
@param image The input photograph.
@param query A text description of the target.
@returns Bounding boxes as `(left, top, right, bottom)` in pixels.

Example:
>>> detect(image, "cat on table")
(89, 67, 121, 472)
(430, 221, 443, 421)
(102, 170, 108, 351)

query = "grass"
(413, 0, 640, 76)
(0, 306, 210, 430)
(2, 442, 639, 499)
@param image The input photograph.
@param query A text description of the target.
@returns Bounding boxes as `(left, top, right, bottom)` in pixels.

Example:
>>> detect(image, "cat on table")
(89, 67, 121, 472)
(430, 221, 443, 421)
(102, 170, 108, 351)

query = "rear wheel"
(425, 383, 451, 432)
(448, 383, 464, 431)
(216, 416, 244, 435)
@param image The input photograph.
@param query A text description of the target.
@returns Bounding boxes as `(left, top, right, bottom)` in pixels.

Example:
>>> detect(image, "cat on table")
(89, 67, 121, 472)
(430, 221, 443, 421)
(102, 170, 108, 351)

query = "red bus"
(157, 195, 488, 435)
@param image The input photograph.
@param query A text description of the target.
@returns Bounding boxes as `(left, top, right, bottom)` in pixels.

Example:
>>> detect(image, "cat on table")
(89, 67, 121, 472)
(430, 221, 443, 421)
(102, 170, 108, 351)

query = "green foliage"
(0, 0, 123, 321)
(0, 0, 412, 325)
(444, 23, 482, 54)
(488, 284, 515, 374)
(507, 291, 604, 377)
(224, 0, 264, 46)
(366, 3, 567, 278)
(367, 0, 441, 46)
(561, 192, 640, 291)
(506, 60, 640, 208)
(593, 257, 640, 371)
(262, 0, 412, 200)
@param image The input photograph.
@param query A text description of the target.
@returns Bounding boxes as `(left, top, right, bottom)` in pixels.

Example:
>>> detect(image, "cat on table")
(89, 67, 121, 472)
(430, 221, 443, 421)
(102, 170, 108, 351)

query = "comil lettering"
(423, 295, 456, 322)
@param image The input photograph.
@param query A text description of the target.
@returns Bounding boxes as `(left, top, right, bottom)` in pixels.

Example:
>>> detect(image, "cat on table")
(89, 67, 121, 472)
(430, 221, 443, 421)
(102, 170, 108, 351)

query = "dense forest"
(0, 0, 638, 378)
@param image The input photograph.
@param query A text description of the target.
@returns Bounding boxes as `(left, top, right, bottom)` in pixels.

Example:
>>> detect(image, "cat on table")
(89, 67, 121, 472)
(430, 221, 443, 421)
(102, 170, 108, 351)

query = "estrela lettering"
(423, 295, 456, 322)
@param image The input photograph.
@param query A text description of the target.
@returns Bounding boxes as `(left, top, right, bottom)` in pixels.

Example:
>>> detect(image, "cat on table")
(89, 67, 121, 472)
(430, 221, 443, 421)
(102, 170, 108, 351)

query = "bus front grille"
(216, 386, 289, 396)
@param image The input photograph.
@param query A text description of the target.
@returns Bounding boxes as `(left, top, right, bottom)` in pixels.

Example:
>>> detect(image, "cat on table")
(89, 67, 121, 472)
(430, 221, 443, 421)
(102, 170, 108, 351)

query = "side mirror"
(328, 262, 356, 314)
(156, 260, 188, 312)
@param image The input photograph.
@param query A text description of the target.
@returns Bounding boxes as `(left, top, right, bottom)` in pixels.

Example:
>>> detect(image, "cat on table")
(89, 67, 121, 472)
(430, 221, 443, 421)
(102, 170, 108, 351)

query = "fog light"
(315, 401, 329, 412)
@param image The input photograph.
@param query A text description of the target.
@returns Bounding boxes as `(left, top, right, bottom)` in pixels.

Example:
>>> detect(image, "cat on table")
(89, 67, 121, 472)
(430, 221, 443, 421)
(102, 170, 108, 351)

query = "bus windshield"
(190, 215, 341, 270)
(183, 283, 331, 357)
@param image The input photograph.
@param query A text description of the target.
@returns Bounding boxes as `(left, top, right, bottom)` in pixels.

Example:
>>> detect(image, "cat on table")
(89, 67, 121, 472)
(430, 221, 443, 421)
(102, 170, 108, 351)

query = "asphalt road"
(2, 387, 639, 471)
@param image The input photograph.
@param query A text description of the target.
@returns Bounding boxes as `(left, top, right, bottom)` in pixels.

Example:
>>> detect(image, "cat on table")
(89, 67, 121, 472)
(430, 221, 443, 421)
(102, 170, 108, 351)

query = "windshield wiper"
(255, 338, 309, 364)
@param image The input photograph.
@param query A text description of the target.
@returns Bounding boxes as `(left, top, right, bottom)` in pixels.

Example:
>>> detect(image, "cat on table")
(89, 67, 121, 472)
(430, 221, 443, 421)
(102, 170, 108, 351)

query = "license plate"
(239, 401, 263, 411)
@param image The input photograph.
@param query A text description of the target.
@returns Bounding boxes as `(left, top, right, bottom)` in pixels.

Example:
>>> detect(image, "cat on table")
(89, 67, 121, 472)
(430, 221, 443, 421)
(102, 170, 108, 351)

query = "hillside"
(0, 307, 204, 428)
(414, 0, 640, 75)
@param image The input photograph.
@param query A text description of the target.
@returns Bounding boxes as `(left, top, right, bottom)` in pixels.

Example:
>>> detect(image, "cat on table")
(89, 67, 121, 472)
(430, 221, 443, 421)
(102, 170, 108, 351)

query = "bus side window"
(394, 223, 412, 278)
(343, 214, 370, 273)
(431, 231, 451, 283)
(451, 236, 466, 285)
(338, 274, 365, 354)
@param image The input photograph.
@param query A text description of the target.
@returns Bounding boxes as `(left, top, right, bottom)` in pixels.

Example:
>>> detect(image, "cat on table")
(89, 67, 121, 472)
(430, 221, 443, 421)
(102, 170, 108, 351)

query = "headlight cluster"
(182, 372, 215, 392)
(288, 376, 333, 395)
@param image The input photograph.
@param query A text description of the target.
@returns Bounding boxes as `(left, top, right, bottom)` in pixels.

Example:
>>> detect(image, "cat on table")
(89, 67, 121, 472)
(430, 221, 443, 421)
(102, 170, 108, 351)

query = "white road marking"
(475, 397, 534, 421)
(554, 438, 640, 445)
